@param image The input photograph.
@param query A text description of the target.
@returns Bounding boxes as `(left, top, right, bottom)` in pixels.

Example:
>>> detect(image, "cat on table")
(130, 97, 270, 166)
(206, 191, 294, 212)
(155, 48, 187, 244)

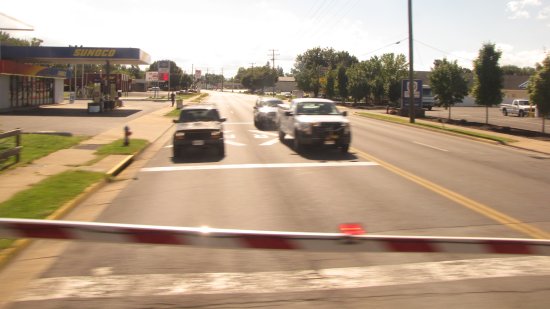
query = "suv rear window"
(179, 109, 220, 122)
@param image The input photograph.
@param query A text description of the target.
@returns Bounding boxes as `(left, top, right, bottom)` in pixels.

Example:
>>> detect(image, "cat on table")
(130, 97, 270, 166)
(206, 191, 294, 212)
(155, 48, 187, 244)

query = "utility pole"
(191, 64, 194, 90)
(268, 49, 279, 96)
(221, 68, 224, 92)
(408, 0, 415, 123)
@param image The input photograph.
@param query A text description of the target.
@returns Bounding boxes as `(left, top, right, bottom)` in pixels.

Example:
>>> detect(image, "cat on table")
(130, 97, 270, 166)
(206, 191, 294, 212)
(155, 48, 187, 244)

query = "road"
(1, 91, 550, 308)
(0, 94, 169, 136)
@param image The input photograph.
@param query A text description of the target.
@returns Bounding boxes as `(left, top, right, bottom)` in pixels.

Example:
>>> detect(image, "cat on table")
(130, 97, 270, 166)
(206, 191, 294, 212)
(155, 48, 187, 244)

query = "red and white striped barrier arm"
(1, 218, 549, 255)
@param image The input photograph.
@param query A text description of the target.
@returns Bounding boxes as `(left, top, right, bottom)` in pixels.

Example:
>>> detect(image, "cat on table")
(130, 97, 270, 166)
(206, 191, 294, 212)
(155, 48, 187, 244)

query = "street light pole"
(408, 0, 415, 123)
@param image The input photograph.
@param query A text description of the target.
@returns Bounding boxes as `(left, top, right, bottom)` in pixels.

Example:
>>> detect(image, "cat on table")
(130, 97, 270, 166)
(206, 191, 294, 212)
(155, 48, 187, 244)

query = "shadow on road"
(280, 139, 360, 161)
(171, 149, 224, 163)
(1, 108, 141, 118)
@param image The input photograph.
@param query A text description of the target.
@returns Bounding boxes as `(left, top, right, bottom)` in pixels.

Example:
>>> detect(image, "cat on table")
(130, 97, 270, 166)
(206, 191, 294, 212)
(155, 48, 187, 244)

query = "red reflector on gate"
(339, 223, 365, 235)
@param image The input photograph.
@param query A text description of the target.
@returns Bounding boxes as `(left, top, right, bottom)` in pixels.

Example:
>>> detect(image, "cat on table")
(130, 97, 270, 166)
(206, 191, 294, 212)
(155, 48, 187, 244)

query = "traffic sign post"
(400, 79, 425, 118)
(401, 79, 422, 108)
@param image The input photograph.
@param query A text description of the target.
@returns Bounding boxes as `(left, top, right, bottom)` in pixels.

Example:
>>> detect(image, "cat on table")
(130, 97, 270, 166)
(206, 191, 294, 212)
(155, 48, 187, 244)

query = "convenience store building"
(0, 46, 150, 112)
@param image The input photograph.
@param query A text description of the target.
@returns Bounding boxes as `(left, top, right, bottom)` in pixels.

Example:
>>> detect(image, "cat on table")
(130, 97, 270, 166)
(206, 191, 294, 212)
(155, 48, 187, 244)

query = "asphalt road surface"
(0, 96, 169, 136)
(1, 91, 550, 308)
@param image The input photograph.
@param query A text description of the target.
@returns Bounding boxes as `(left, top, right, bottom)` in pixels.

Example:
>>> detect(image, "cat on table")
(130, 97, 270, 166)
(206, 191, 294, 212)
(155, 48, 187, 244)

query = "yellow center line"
(352, 147, 550, 239)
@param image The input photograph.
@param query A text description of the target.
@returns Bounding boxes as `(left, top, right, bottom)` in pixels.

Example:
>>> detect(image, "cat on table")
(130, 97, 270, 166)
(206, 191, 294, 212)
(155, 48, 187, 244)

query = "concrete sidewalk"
(0, 105, 175, 204)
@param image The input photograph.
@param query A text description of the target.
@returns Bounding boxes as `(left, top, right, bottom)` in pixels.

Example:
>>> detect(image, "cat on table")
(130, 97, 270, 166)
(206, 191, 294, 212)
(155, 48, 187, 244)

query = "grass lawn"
(164, 93, 210, 118)
(165, 108, 181, 118)
(356, 112, 517, 144)
(177, 93, 200, 100)
(0, 133, 87, 171)
(0, 170, 105, 249)
(94, 138, 149, 156)
(191, 93, 209, 103)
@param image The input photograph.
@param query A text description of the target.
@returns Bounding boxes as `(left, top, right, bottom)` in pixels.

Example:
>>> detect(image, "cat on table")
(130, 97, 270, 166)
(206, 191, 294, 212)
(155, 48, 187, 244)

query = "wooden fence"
(0, 129, 22, 167)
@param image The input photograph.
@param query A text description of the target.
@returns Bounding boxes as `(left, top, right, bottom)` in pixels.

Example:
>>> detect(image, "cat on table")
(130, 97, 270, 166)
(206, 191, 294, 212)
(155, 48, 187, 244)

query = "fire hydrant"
(124, 125, 132, 146)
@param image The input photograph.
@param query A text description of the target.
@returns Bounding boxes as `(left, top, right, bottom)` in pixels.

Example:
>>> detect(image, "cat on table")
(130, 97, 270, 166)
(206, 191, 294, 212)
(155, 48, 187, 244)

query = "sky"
(1, 0, 550, 77)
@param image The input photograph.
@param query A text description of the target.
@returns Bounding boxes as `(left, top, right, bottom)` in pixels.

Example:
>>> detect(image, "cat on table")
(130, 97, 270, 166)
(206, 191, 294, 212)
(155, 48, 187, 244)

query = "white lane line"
(413, 141, 449, 152)
(141, 162, 378, 172)
(226, 122, 253, 125)
(260, 138, 279, 146)
(17, 256, 550, 301)
(224, 141, 246, 146)
(249, 130, 278, 137)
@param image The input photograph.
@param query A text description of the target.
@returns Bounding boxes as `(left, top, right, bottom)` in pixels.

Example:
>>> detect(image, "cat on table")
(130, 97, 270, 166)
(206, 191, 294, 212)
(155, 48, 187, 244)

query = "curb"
(0, 118, 175, 271)
(106, 155, 134, 177)
(0, 177, 107, 270)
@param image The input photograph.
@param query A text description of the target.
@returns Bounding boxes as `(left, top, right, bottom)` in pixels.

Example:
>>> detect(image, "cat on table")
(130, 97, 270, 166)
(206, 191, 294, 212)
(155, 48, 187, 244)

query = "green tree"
(367, 56, 385, 104)
(325, 70, 336, 99)
(292, 47, 357, 97)
(347, 62, 369, 104)
(0, 31, 43, 46)
(204, 73, 225, 89)
(501, 65, 535, 76)
(126, 65, 144, 79)
(472, 43, 504, 124)
(236, 65, 278, 93)
(337, 66, 349, 101)
(429, 58, 469, 120)
(179, 73, 193, 90)
(380, 53, 408, 103)
(528, 56, 550, 133)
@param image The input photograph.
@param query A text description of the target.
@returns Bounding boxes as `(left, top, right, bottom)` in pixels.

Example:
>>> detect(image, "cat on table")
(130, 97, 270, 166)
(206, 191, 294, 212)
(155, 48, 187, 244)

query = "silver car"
(253, 97, 283, 130)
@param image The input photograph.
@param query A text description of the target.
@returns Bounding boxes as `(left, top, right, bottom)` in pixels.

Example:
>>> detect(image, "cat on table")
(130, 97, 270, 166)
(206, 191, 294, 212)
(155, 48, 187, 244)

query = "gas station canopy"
(1, 46, 151, 65)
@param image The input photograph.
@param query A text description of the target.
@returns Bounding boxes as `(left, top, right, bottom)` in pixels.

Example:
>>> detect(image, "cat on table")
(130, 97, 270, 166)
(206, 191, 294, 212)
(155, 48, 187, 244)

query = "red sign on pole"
(159, 73, 169, 81)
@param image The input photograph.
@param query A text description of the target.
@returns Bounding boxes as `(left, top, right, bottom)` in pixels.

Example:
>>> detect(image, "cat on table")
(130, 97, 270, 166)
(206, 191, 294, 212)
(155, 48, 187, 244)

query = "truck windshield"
(296, 102, 340, 115)
(262, 100, 283, 107)
(179, 109, 220, 122)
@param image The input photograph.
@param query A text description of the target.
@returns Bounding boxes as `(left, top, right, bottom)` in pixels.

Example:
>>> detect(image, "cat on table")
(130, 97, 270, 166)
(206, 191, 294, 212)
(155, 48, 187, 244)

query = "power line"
(308, 0, 361, 43)
(0, 12, 34, 30)
(360, 37, 408, 57)
(414, 39, 474, 62)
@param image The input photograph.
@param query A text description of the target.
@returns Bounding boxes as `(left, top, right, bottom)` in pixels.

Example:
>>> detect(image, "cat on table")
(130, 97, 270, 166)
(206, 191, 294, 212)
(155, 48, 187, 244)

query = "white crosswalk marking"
(260, 139, 279, 146)
(16, 257, 550, 301)
(141, 162, 378, 172)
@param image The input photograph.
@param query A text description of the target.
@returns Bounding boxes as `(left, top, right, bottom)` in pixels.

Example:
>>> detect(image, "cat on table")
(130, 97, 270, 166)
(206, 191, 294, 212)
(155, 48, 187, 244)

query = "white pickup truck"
(500, 99, 535, 117)
(277, 98, 351, 153)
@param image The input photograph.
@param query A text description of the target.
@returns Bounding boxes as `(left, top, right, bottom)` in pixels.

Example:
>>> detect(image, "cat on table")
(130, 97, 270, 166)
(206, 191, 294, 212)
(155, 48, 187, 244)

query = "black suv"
(172, 104, 226, 157)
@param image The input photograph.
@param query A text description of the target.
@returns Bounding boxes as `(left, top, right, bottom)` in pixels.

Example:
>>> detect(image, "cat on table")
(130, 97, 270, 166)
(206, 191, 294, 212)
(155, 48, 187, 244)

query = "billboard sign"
(145, 71, 158, 81)
(158, 61, 170, 73)
(401, 79, 423, 108)
(159, 72, 169, 81)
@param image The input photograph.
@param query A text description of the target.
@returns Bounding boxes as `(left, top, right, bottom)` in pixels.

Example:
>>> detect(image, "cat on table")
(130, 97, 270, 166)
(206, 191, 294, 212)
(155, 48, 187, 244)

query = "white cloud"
(538, 6, 550, 19)
(448, 44, 546, 70)
(495, 43, 547, 67)
(506, 0, 542, 19)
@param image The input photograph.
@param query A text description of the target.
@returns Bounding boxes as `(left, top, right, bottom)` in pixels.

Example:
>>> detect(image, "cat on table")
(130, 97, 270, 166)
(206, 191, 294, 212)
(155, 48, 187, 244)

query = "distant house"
(502, 75, 530, 103)
(275, 76, 297, 93)
(415, 71, 530, 106)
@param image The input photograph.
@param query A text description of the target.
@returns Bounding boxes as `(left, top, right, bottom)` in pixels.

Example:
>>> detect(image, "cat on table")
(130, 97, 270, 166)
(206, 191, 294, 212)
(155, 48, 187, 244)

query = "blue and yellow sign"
(0, 46, 150, 65)
(73, 48, 117, 57)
